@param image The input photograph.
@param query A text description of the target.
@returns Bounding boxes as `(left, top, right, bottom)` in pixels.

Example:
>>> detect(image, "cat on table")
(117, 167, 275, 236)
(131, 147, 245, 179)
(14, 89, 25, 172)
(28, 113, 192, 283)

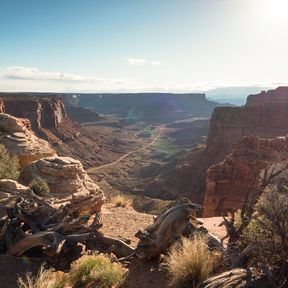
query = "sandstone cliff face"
(0, 114, 56, 167)
(246, 86, 288, 106)
(0, 95, 104, 167)
(205, 103, 288, 162)
(4, 97, 67, 131)
(203, 136, 288, 217)
(20, 156, 103, 197)
(0, 100, 4, 113)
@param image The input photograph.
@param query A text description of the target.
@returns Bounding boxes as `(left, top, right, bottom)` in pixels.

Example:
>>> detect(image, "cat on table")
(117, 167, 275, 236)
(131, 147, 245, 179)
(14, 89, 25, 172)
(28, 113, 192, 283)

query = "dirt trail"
(87, 126, 165, 173)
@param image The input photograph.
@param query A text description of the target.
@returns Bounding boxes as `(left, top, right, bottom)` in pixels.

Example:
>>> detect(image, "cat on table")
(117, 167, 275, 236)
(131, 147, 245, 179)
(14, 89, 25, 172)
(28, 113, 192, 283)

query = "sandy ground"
(100, 203, 226, 247)
(100, 203, 226, 288)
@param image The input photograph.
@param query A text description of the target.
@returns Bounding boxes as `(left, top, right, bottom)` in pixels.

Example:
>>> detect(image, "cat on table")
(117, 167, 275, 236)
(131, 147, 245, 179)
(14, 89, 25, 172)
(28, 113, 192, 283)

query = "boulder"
(19, 156, 104, 197)
(0, 114, 56, 167)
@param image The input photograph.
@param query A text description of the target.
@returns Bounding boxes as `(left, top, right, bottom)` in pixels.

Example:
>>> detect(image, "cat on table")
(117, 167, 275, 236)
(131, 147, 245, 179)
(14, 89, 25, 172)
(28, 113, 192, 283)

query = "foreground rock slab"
(0, 114, 56, 167)
(20, 156, 103, 196)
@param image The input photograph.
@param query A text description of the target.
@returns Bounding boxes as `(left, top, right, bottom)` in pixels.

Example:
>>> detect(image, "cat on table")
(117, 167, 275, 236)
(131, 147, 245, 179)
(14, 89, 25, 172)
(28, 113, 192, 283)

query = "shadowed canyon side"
(71, 93, 232, 123)
(203, 136, 288, 216)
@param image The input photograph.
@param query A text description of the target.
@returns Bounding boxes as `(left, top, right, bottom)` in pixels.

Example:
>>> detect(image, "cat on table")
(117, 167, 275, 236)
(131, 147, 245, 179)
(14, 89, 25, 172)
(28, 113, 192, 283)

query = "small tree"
(29, 177, 50, 197)
(244, 186, 288, 286)
(0, 144, 19, 180)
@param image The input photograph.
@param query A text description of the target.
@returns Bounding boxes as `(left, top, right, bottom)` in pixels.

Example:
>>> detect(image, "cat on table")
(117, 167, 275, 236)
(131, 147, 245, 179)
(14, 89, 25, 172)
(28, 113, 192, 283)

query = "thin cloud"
(0, 66, 285, 93)
(151, 61, 160, 66)
(126, 58, 146, 66)
(0, 66, 129, 84)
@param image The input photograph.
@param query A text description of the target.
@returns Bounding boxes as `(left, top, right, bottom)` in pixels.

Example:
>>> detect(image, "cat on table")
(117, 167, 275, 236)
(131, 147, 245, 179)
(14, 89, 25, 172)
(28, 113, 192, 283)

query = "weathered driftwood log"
(197, 268, 271, 288)
(134, 200, 220, 259)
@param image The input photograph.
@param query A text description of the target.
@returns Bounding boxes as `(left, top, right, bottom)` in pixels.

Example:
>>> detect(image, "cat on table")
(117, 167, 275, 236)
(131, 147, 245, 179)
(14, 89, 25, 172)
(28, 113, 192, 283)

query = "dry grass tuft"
(18, 255, 126, 288)
(17, 265, 63, 288)
(112, 195, 131, 208)
(163, 234, 220, 288)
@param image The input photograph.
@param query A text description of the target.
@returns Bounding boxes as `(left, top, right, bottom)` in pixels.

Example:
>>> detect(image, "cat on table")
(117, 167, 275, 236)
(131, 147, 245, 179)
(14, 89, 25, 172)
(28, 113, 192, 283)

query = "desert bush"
(18, 255, 126, 288)
(112, 195, 130, 208)
(68, 254, 127, 288)
(244, 185, 288, 286)
(17, 265, 63, 288)
(0, 144, 19, 180)
(163, 234, 220, 288)
(29, 177, 50, 196)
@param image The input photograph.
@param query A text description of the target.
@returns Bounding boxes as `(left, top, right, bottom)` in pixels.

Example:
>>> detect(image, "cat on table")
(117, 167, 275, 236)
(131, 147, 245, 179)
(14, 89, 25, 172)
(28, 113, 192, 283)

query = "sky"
(0, 0, 287, 93)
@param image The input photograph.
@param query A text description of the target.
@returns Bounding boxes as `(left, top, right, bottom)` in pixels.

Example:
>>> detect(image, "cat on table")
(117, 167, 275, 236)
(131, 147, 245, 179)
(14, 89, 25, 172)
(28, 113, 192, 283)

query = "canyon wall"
(205, 102, 288, 162)
(203, 136, 288, 216)
(3, 97, 67, 131)
(74, 93, 231, 122)
(246, 86, 288, 106)
(201, 86, 288, 215)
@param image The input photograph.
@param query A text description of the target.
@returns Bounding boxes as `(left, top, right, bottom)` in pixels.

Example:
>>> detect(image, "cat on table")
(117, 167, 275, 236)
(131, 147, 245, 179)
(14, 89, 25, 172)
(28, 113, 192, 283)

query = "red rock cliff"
(203, 136, 288, 217)
(3, 97, 67, 131)
(246, 86, 288, 106)
(166, 88, 288, 208)
(206, 103, 288, 162)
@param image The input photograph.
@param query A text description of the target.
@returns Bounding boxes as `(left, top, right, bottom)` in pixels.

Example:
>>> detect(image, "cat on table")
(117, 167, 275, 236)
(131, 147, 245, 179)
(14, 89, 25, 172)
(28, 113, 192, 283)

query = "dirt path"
(87, 126, 165, 173)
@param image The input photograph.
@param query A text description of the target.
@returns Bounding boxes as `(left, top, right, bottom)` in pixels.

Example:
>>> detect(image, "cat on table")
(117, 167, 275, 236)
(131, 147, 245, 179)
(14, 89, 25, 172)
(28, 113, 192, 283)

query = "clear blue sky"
(0, 0, 287, 93)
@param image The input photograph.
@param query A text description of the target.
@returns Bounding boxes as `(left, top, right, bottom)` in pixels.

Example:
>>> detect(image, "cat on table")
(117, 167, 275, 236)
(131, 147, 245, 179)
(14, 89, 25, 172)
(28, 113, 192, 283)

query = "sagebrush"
(29, 177, 50, 196)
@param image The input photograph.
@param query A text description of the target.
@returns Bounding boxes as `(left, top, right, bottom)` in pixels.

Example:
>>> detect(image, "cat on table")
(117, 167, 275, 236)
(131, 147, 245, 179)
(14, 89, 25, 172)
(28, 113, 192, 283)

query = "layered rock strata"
(0, 114, 56, 167)
(20, 156, 104, 197)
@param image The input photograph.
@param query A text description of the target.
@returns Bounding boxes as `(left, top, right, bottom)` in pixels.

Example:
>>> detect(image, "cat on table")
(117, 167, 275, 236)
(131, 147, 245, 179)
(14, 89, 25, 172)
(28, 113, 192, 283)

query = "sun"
(258, 0, 288, 23)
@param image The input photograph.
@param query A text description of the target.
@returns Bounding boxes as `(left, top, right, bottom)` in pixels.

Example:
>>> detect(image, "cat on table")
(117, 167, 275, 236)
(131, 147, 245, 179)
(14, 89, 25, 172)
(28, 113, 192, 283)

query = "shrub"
(112, 195, 130, 208)
(29, 178, 50, 196)
(68, 254, 127, 288)
(18, 255, 126, 288)
(243, 185, 288, 285)
(0, 144, 19, 180)
(163, 234, 220, 288)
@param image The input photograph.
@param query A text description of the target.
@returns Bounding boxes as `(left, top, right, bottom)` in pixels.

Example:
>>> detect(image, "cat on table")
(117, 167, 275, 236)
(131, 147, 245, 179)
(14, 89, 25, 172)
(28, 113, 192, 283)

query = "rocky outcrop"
(0, 114, 56, 167)
(3, 96, 67, 131)
(246, 86, 288, 106)
(0, 94, 106, 168)
(203, 136, 288, 217)
(20, 156, 104, 197)
(0, 99, 4, 113)
(206, 102, 288, 163)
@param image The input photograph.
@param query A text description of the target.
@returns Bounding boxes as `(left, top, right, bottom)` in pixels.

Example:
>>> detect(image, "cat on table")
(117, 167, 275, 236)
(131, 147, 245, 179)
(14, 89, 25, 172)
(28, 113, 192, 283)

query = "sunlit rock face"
(20, 156, 104, 196)
(0, 114, 56, 167)
(0, 99, 4, 113)
(203, 136, 288, 217)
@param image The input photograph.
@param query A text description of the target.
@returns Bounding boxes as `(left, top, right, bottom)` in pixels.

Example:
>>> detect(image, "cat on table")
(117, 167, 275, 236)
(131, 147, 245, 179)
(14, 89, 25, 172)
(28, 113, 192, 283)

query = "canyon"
(1, 87, 288, 217)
